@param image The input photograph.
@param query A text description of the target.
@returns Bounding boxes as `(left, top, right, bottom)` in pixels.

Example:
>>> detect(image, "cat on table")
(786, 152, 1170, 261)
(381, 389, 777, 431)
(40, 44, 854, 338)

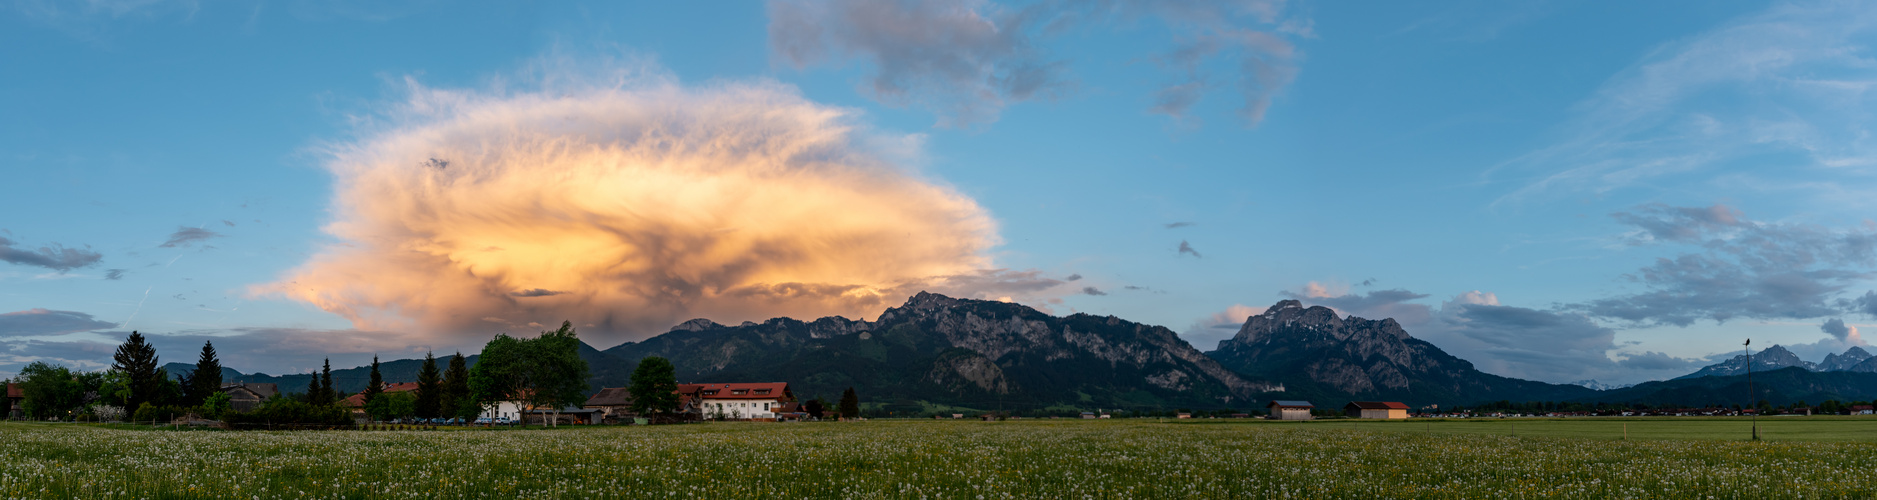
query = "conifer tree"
(362, 356, 384, 405)
(111, 331, 161, 412)
(318, 359, 334, 405)
(184, 341, 222, 406)
(415, 352, 442, 419)
(442, 353, 472, 420)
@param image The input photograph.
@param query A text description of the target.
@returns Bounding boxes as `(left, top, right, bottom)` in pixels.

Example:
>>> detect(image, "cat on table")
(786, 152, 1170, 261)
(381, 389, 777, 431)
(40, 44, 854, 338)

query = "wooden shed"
(1344, 401, 1410, 419)
(1266, 400, 1314, 420)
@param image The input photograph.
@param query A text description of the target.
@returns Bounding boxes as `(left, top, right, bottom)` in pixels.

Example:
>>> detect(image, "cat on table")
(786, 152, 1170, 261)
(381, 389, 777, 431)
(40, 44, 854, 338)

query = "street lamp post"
(1746, 338, 1757, 441)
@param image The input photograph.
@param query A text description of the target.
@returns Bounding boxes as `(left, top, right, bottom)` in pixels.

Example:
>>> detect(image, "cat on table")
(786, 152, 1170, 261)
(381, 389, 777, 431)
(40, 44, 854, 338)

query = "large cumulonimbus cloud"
(261, 67, 1033, 343)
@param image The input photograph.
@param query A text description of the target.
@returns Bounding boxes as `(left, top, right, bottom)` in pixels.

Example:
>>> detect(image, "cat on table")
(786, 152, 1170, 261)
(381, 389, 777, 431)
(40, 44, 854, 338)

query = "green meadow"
(3, 418, 1877, 498)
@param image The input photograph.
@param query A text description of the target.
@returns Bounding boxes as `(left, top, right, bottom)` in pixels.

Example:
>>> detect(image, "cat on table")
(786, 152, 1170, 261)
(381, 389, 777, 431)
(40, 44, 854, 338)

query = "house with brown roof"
(5, 383, 21, 420)
(583, 387, 634, 421)
(1266, 400, 1314, 420)
(1344, 401, 1410, 419)
(219, 383, 278, 412)
(340, 382, 422, 409)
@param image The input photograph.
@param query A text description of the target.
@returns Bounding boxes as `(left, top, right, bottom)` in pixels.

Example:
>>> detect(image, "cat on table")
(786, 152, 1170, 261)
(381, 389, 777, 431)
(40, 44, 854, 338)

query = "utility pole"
(1746, 338, 1757, 441)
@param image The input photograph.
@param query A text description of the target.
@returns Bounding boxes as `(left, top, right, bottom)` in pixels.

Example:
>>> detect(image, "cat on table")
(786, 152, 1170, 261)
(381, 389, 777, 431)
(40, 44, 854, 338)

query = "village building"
(693, 382, 793, 421)
(218, 382, 278, 412)
(339, 382, 421, 410)
(1266, 400, 1315, 420)
(1344, 401, 1410, 419)
(5, 383, 21, 419)
(583, 387, 634, 421)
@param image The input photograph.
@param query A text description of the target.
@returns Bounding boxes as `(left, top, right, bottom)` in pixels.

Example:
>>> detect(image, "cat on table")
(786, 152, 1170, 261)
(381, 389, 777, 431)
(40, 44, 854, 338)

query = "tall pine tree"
(362, 356, 384, 405)
(415, 352, 441, 419)
(184, 341, 222, 406)
(304, 370, 321, 404)
(111, 331, 161, 412)
(318, 359, 334, 405)
(441, 352, 471, 420)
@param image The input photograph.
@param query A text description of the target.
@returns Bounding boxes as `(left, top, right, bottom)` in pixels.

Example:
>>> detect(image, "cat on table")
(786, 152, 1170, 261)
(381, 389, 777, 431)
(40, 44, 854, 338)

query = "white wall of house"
(481, 401, 524, 421)
(700, 398, 781, 420)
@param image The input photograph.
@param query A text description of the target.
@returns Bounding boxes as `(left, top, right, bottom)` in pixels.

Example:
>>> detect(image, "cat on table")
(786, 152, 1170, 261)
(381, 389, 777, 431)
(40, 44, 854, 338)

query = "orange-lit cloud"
(261, 65, 1046, 343)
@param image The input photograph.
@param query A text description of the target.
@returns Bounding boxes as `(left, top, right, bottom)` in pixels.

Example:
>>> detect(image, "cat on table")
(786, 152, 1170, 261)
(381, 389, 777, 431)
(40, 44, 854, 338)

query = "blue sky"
(4, 0, 1876, 386)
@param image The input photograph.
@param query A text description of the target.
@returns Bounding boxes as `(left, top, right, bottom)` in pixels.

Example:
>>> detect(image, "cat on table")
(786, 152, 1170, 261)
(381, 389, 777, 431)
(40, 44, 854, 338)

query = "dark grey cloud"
(1164, 221, 1195, 229)
(1578, 204, 1877, 326)
(0, 309, 117, 337)
(1081, 286, 1106, 296)
(1846, 291, 1877, 317)
(0, 236, 103, 271)
(509, 288, 564, 297)
(221, 220, 236, 227)
(1064, 273, 1083, 281)
(1436, 302, 1621, 383)
(1822, 318, 1854, 340)
(767, 0, 1300, 127)
(103, 269, 127, 280)
(159, 226, 222, 248)
(1177, 240, 1201, 258)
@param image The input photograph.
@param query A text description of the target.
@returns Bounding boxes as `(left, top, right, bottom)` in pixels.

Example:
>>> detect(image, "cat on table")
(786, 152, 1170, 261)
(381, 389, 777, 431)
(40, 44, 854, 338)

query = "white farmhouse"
(695, 382, 794, 421)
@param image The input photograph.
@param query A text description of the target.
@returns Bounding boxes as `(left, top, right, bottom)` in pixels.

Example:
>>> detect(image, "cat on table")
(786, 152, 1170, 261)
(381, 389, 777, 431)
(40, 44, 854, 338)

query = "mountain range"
(175, 293, 1877, 413)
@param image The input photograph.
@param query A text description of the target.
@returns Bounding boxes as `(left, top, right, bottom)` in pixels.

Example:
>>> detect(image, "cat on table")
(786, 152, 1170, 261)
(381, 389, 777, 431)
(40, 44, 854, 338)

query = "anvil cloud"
(263, 69, 1015, 343)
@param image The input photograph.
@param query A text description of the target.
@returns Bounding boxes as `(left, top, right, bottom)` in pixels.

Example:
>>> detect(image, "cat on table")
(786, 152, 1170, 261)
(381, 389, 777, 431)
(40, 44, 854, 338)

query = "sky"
(5, 0, 1877, 386)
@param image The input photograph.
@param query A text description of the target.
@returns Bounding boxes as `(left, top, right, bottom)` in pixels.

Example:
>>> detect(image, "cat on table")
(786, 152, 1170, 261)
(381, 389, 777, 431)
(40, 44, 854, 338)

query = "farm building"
(1267, 400, 1314, 420)
(219, 383, 277, 411)
(1344, 401, 1410, 419)
(584, 387, 634, 421)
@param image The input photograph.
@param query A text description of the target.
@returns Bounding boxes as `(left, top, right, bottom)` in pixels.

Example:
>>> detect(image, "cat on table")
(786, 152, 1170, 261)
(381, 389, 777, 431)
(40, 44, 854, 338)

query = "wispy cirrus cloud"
(159, 226, 221, 248)
(1491, 1, 1877, 208)
(768, 0, 1306, 127)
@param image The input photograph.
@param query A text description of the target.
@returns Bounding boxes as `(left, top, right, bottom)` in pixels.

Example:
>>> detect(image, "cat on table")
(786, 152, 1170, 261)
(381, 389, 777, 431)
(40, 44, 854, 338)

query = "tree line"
(8, 321, 593, 427)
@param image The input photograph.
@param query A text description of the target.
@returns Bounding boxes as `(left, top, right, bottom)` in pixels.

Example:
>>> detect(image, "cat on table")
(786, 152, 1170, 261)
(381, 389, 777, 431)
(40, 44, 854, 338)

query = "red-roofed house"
(340, 382, 422, 409)
(693, 383, 794, 421)
(6, 383, 21, 419)
(1344, 401, 1410, 419)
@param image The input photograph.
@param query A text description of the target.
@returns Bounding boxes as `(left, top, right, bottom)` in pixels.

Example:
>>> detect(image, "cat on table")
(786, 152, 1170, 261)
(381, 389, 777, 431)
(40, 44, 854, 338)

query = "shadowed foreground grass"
(1232, 416, 1877, 442)
(2, 419, 1876, 498)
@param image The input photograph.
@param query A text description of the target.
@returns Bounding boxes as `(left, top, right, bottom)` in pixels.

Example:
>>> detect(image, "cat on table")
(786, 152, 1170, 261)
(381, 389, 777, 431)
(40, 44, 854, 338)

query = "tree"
(629, 356, 680, 418)
(442, 352, 475, 421)
(839, 387, 859, 420)
(303, 370, 321, 404)
(527, 321, 591, 427)
(362, 356, 384, 406)
(18, 362, 82, 420)
(365, 391, 417, 422)
(804, 397, 826, 419)
(111, 331, 161, 412)
(319, 359, 335, 406)
(470, 334, 526, 423)
(415, 352, 442, 419)
(183, 341, 222, 406)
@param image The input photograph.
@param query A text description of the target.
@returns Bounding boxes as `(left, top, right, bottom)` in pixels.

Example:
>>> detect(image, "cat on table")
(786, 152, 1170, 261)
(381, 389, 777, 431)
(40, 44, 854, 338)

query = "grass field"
(4, 418, 1877, 498)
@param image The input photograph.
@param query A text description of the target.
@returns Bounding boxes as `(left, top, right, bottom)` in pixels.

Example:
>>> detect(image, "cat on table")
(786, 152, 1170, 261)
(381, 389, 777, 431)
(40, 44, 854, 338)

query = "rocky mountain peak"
(901, 291, 962, 310)
(1818, 346, 1873, 372)
(670, 318, 725, 332)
